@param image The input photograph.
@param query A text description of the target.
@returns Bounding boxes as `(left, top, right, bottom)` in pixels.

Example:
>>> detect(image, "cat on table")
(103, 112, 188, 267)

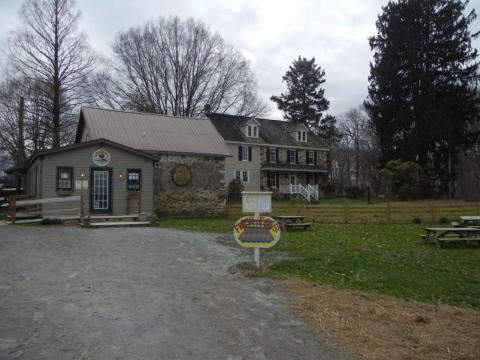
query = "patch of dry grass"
(280, 278, 480, 360)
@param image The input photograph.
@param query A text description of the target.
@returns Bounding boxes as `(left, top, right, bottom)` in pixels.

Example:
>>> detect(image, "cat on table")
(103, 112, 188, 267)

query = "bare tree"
(0, 77, 52, 160)
(331, 106, 381, 195)
(110, 16, 267, 117)
(8, 0, 95, 148)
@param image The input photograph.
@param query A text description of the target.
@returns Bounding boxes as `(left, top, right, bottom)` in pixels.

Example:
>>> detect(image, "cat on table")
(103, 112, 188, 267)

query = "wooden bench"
(285, 222, 311, 231)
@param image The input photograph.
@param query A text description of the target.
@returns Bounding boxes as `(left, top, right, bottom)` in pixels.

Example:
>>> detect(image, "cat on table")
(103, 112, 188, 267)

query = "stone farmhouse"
(206, 112, 329, 201)
(13, 107, 330, 218)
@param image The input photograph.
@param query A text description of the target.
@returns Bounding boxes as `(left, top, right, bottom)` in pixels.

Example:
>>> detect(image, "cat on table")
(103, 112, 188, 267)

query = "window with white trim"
(297, 130, 307, 142)
(234, 170, 249, 183)
(307, 151, 315, 165)
(268, 147, 276, 163)
(241, 146, 249, 161)
(287, 149, 296, 164)
(247, 125, 259, 138)
(57, 167, 73, 191)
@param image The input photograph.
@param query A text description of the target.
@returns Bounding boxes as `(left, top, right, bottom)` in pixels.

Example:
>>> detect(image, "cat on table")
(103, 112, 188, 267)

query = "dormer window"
(247, 125, 258, 138)
(297, 130, 307, 142)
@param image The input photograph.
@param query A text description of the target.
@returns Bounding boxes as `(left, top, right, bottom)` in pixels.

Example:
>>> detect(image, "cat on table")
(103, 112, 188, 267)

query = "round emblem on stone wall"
(92, 148, 111, 167)
(172, 164, 192, 186)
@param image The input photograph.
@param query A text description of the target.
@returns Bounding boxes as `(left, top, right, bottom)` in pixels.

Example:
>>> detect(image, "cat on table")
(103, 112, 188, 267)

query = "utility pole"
(16, 96, 25, 194)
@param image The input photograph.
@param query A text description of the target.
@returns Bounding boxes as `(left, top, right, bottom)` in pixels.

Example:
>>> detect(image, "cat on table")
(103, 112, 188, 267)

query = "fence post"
(9, 196, 16, 224)
(344, 204, 350, 223)
(386, 201, 391, 223)
(429, 203, 436, 223)
(80, 195, 85, 220)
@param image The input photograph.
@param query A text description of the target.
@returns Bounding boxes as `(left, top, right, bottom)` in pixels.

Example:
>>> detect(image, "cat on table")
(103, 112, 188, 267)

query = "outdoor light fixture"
(80, 172, 85, 178)
(119, 172, 124, 179)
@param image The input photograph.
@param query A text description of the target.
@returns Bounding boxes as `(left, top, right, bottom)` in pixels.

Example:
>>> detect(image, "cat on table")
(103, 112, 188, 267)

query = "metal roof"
(78, 107, 231, 157)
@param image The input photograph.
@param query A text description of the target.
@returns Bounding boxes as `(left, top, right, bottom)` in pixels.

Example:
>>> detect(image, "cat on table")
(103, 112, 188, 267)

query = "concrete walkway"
(0, 225, 352, 360)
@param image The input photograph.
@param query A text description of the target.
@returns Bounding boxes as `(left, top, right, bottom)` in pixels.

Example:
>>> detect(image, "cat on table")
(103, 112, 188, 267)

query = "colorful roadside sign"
(233, 216, 281, 248)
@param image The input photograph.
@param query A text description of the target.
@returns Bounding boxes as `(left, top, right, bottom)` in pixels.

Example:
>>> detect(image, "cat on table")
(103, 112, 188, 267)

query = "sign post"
(233, 192, 281, 268)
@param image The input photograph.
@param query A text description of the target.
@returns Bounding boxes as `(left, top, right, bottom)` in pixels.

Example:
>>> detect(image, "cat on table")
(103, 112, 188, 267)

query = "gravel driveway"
(0, 225, 351, 360)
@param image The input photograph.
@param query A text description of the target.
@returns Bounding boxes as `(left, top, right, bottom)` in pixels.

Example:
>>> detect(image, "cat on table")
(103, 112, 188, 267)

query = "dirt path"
(0, 225, 352, 360)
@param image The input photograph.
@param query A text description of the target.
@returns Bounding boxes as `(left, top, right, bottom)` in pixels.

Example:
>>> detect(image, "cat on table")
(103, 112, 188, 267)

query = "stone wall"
(153, 154, 226, 216)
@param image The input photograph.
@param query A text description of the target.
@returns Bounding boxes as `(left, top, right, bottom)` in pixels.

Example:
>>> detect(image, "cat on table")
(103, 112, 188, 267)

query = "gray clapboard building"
(16, 107, 230, 217)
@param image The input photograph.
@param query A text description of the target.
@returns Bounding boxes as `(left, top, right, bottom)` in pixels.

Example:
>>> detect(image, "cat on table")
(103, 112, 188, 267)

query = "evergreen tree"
(271, 56, 336, 142)
(365, 0, 480, 196)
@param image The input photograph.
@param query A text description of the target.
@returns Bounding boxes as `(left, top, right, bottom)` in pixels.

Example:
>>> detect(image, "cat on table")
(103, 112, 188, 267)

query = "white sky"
(0, 0, 479, 118)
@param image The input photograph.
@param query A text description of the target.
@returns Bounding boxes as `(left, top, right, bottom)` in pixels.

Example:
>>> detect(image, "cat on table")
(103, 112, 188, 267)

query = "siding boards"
(40, 144, 154, 215)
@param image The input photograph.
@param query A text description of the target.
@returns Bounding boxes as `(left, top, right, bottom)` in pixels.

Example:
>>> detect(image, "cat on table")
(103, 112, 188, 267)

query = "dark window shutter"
(238, 146, 242, 161)
(314, 151, 317, 165)
(266, 148, 270, 162)
(295, 150, 299, 164)
(248, 146, 252, 161)
(276, 148, 279, 163)
(276, 172, 280, 187)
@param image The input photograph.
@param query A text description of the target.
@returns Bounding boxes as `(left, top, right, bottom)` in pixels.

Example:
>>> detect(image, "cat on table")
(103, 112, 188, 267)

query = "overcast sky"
(0, 0, 479, 118)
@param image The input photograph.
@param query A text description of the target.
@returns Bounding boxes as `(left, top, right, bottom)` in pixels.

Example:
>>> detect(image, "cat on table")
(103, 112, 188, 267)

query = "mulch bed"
(280, 278, 480, 360)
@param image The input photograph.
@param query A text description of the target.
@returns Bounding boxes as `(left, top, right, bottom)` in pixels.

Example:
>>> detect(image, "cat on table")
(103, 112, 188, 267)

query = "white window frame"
(241, 146, 249, 161)
(234, 170, 249, 183)
(268, 147, 276, 163)
(307, 151, 315, 165)
(288, 149, 296, 164)
(268, 172, 277, 188)
(297, 130, 307, 142)
(247, 125, 259, 138)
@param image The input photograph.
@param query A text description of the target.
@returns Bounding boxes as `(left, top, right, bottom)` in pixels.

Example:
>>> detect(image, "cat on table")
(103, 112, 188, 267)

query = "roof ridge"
(208, 112, 287, 123)
(81, 106, 209, 121)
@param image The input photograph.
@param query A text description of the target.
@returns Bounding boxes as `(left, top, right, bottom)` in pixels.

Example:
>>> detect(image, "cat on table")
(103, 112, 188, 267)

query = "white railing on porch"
(279, 184, 318, 202)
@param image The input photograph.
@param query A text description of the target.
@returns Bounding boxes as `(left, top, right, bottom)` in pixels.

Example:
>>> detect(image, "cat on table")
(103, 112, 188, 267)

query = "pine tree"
(271, 56, 336, 141)
(365, 0, 480, 196)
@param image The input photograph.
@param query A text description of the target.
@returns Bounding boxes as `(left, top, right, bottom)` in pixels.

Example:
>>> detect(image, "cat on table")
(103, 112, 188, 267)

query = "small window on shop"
(127, 169, 142, 191)
(57, 167, 73, 191)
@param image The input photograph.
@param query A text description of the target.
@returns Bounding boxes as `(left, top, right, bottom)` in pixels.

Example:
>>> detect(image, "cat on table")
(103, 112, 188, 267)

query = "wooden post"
(344, 204, 350, 223)
(80, 195, 85, 219)
(9, 196, 16, 224)
(386, 201, 391, 223)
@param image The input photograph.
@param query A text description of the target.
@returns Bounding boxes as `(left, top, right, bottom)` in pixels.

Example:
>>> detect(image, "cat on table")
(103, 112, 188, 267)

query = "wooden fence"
(226, 200, 480, 223)
(3, 195, 84, 223)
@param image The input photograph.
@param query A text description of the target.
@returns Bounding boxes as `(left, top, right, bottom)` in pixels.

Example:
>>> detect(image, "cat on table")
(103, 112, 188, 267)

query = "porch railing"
(279, 184, 318, 202)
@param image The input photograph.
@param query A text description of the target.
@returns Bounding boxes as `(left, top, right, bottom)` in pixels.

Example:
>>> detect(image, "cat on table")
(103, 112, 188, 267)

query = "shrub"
(380, 160, 430, 200)
(40, 218, 62, 225)
(438, 217, 449, 224)
(345, 185, 364, 198)
(228, 179, 244, 194)
(412, 217, 422, 224)
(321, 182, 336, 196)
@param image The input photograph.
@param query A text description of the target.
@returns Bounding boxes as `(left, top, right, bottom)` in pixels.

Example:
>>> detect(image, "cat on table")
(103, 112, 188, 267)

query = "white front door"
(90, 169, 112, 213)
(289, 172, 297, 185)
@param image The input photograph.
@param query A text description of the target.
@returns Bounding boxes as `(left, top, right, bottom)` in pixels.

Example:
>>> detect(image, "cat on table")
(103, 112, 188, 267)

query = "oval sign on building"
(233, 216, 281, 248)
(92, 148, 111, 167)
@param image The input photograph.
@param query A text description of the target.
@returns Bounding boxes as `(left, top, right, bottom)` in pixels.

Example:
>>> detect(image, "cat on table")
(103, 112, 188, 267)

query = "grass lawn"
(159, 217, 480, 309)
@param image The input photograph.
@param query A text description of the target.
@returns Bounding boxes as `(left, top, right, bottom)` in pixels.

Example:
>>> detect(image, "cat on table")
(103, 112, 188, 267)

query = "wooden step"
(87, 221, 150, 228)
(89, 214, 140, 220)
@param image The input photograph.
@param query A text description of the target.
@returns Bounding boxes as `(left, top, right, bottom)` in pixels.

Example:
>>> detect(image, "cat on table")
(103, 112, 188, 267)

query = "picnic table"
(423, 227, 480, 248)
(273, 215, 311, 231)
(459, 216, 480, 227)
